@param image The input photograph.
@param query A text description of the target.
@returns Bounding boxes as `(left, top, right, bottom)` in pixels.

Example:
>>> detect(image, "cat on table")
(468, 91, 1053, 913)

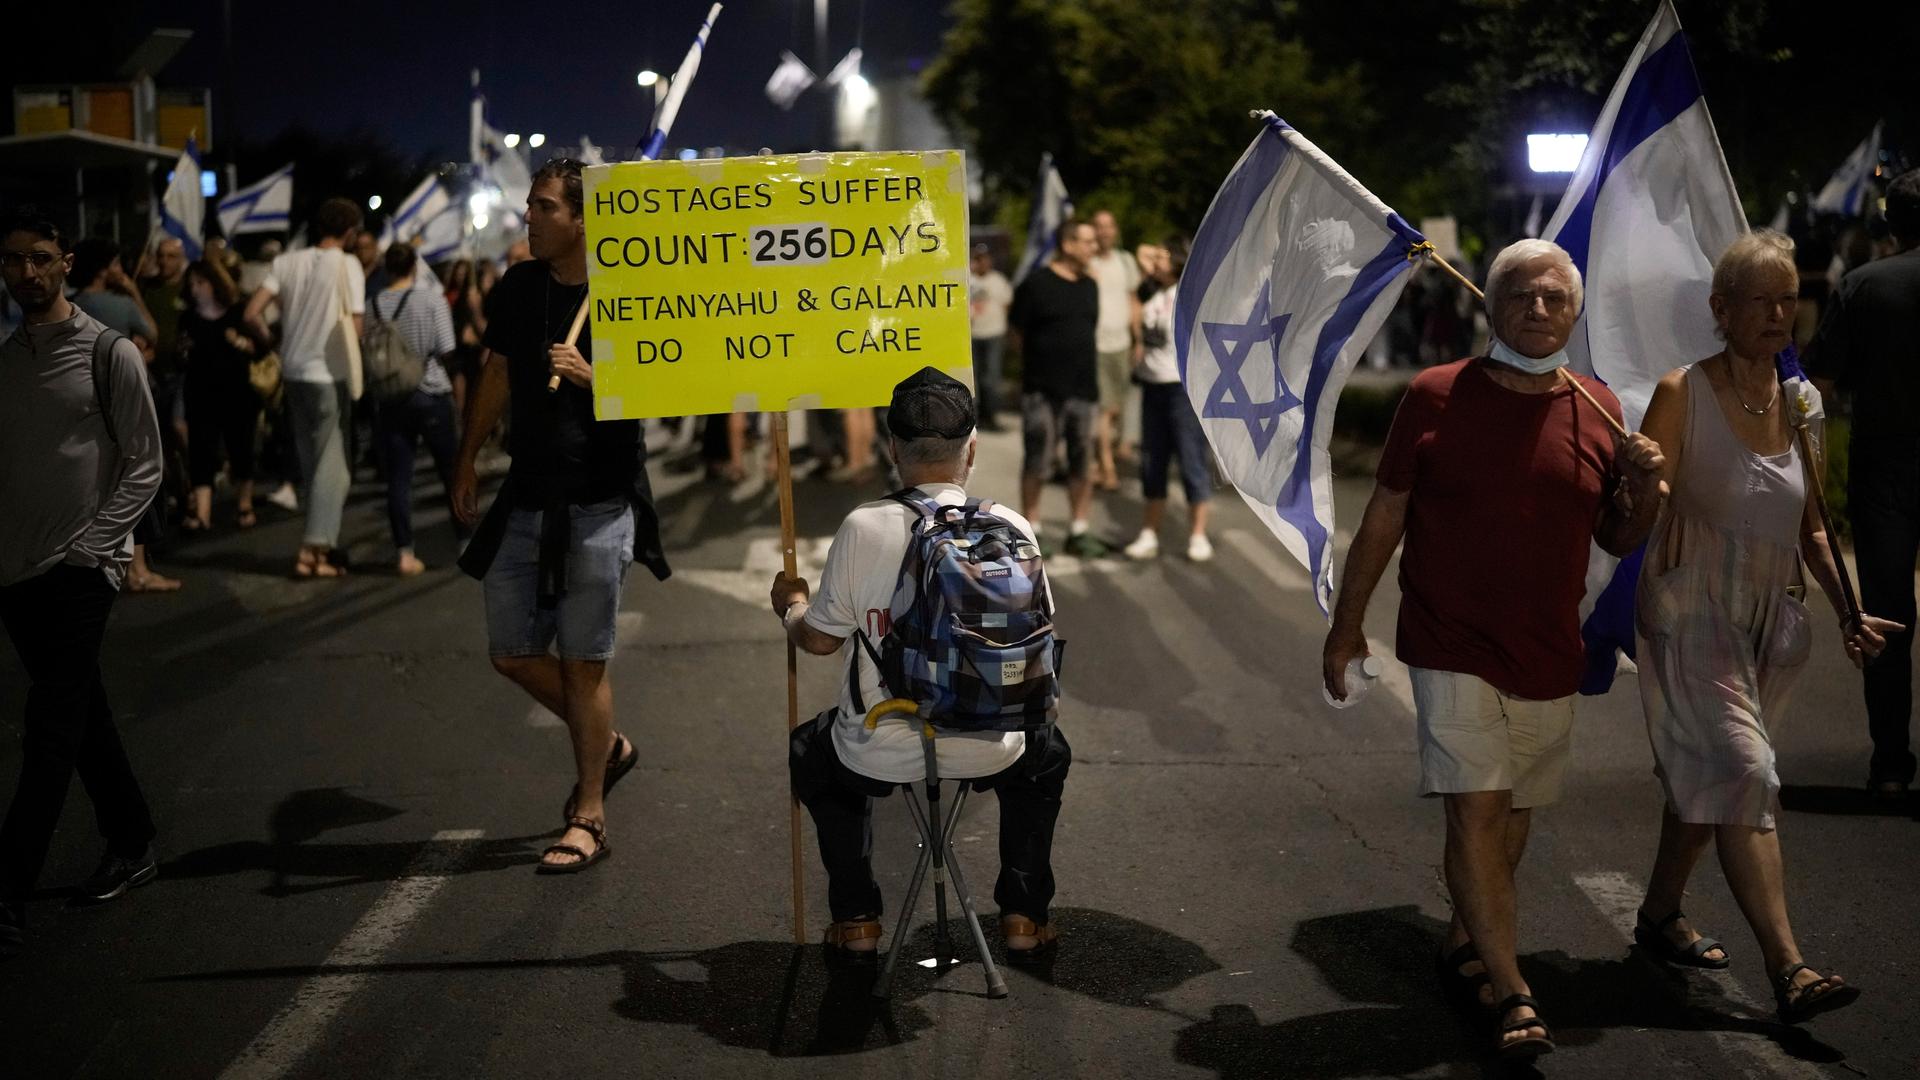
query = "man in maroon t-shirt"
(1321, 240, 1666, 1057)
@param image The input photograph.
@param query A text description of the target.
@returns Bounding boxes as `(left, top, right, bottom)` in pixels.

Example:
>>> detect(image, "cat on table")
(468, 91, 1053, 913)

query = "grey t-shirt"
(72, 290, 155, 342)
(0, 306, 163, 588)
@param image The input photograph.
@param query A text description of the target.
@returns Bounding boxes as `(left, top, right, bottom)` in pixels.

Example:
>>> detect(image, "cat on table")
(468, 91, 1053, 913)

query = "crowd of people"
(3, 156, 1917, 1071)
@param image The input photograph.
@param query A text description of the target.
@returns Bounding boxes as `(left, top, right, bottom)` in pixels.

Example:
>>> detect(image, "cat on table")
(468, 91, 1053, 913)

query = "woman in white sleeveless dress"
(1632, 231, 1903, 1025)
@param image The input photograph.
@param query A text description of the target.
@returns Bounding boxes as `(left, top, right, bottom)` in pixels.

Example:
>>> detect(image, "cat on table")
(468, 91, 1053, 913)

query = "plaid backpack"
(850, 492, 1064, 733)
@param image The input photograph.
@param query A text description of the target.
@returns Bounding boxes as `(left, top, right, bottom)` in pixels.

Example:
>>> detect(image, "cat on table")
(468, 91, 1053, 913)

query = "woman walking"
(1122, 237, 1213, 562)
(1633, 230, 1902, 1024)
(179, 257, 264, 531)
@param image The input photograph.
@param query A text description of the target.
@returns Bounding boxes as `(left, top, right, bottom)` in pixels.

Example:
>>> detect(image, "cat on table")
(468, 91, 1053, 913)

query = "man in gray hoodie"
(0, 209, 164, 959)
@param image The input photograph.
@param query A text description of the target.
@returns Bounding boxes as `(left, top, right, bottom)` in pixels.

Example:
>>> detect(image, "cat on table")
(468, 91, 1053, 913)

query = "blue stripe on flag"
(1549, 32, 1703, 275)
(1174, 123, 1292, 383)
(1278, 225, 1421, 601)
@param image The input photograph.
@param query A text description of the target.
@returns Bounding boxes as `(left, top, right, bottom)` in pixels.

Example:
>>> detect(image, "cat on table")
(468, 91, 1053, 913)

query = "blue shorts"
(483, 498, 634, 662)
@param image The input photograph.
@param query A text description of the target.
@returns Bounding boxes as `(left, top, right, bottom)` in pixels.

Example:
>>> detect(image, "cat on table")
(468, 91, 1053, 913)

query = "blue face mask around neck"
(1489, 336, 1569, 376)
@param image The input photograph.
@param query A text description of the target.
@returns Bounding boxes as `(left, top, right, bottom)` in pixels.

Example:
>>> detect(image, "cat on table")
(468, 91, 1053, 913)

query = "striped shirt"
(370, 283, 456, 395)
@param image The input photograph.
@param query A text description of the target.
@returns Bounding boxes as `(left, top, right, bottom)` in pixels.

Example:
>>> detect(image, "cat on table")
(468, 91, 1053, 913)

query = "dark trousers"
(186, 373, 261, 488)
(1850, 441, 1920, 784)
(789, 711, 1070, 925)
(378, 390, 459, 552)
(0, 564, 155, 901)
(971, 335, 1005, 421)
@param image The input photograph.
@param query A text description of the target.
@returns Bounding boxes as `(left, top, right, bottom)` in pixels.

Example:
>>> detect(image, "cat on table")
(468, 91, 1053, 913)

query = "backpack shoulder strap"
(90, 328, 126, 448)
(393, 288, 413, 321)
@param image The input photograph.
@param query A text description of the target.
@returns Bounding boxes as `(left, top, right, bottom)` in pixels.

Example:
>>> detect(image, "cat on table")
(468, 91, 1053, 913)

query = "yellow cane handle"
(864, 698, 921, 731)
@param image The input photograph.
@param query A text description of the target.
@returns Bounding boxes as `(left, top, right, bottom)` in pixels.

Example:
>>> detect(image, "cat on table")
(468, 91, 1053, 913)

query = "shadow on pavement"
(160, 787, 546, 896)
(1171, 905, 1845, 1079)
(1780, 784, 1919, 820)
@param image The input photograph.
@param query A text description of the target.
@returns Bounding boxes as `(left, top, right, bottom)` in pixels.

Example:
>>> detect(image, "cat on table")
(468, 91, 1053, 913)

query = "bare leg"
(1095, 408, 1119, 488)
(1445, 804, 1530, 1006)
(491, 654, 568, 718)
(1715, 824, 1800, 975)
(1188, 500, 1211, 540)
(1443, 792, 1544, 1047)
(546, 659, 615, 867)
(1021, 474, 1044, 527)
(1639, 808, 1724, 959)
(129, 545, 182, 591)
(191, 485, 213, 526)
(843, 409, 874, 473)
(1140, 498, 1166, 533)
(1067, 473, 1094, 529)
(236, 479, 255, 522)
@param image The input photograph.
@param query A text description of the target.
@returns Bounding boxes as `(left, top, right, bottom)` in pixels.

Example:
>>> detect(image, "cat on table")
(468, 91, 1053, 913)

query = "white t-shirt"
(262, 247, 365, 384)
(1137, 284, 1179, 384)
(1088, 248, 1140, 352)
(968, 269, 1012, 339)
(804, 483, 1050, 784)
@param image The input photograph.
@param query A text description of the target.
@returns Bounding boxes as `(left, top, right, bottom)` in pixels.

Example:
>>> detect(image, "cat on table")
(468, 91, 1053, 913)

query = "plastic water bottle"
(1323, 656, 1384, 709)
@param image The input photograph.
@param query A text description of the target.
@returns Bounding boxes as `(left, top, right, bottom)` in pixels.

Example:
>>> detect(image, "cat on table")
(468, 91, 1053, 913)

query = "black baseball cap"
(888, 366, 975, 439)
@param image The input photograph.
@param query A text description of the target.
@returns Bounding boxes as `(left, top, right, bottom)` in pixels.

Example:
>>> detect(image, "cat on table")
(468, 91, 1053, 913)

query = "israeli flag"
(1543, 0, 1743, 430)
(765, 50, 816, 111)
(1012, 153, 1072, 286)
(414, 200, 467, 264)
(1541, 0, 1746, 693)
(470, 71, 532, 213)
(158, 138, 205, 259)
(639, 4, 722, 162)
(380, 175, 453, 249)
(1177, 112, 1426, 615)
(216, 163, 293, 238)
(1811, 121, 1883, 218)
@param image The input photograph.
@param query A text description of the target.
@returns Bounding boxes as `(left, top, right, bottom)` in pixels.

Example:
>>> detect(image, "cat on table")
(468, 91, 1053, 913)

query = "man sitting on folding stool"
(772, 366, 1072, 968)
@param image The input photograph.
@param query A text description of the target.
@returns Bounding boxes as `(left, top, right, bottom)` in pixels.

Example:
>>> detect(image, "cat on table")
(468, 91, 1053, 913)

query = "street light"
(367, 194, 383, 210)
(503, 133, 521, 149)
(1526, 133, 1588, 174)
(528, 133, 546, 148)
(637, 70, 659, 87)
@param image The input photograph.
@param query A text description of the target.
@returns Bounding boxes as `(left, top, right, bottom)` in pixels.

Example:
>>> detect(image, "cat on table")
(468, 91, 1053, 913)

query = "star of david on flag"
(1176, 112, 1426, 615)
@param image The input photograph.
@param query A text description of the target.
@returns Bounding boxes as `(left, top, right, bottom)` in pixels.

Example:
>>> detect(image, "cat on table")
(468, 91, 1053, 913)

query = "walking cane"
(773, 409, 806, 945)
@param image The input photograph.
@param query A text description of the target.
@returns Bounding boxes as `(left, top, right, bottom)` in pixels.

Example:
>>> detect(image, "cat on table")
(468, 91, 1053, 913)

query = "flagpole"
(772, 409, 806, 946)
(1417, 245, 1629, 439)
(1791, 413, 1863, 633)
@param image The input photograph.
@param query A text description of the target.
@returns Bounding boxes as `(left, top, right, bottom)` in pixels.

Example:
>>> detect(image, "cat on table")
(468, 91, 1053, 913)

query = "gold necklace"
(1726, 356, 1777, 415)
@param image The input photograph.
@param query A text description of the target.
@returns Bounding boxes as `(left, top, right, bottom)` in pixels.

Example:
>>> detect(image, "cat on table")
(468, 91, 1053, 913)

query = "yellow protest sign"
(582, 151, 972, 420)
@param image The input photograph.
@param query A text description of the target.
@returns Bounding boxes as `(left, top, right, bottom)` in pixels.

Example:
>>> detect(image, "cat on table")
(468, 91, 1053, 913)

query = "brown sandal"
(1000, 913, 1059, 963)
(562, 733, 638, 821)
(823, 917, 881, 963)
(535, 816, 609, 874)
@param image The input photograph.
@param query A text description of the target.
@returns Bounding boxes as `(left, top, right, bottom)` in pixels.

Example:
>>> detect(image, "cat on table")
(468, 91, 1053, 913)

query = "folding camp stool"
(864, 699, 1008, 1000)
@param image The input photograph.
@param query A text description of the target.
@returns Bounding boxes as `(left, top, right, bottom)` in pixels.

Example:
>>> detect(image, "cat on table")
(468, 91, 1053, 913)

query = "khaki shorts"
(1411, 667, 1574, 809)
(1097, 348, 1134, 411)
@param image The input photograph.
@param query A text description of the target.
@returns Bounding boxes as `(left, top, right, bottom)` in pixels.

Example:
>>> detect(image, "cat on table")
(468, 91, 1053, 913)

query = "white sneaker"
(265, 484, 299, 512)
(1186, 534, 1215, 562)
(1123, 529, 1160, 560)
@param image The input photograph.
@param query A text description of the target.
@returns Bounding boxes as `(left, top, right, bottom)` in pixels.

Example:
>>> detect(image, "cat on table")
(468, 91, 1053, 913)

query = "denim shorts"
(483, 498, 634, 662)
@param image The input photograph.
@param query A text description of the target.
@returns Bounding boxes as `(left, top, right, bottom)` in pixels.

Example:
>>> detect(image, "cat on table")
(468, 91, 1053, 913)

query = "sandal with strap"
(1436, 941, 1494, 1008)
(1493, 993, 1556, 1059)
(823, 917, 882, 965)
(1773, 962, 1860, 1024)
(535, 816, 610, 875)
(1634, 908, 1731, 969)
(1001, 913, 1059, 964)
(562, 733, 638, 821)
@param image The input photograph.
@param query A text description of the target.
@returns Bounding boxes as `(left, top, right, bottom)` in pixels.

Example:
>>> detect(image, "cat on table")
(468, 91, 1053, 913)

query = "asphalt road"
(3, 422, 1916, 1080)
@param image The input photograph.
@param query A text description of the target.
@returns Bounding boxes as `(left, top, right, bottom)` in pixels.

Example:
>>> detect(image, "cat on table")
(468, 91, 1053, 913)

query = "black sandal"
(1634, 908, 1731, 969)
(1436, 941, 1493, 1008)
(535, 816, 610, 874)
(1773, 962, 1860, 1024)
(562, 733, 638, 821)
(1493, 993, 1555, 1058)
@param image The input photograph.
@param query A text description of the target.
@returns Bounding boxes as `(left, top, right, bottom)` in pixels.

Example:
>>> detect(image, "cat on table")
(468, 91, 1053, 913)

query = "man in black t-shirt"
(452, 159, 669, 874)
(1009, 217, 1101, 556)
(1806, 168, 1920, 799)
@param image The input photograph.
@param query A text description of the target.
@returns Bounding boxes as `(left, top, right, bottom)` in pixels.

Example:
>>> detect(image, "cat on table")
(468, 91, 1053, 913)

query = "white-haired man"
(1321, 239, 1666, 1057)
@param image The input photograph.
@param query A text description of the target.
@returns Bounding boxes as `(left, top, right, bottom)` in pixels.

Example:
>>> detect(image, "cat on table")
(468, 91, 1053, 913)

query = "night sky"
(50, 0, 951, 161)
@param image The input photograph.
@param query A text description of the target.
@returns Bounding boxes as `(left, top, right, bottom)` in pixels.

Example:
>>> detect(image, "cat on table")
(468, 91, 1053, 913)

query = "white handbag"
(323, 250, 365, 400)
